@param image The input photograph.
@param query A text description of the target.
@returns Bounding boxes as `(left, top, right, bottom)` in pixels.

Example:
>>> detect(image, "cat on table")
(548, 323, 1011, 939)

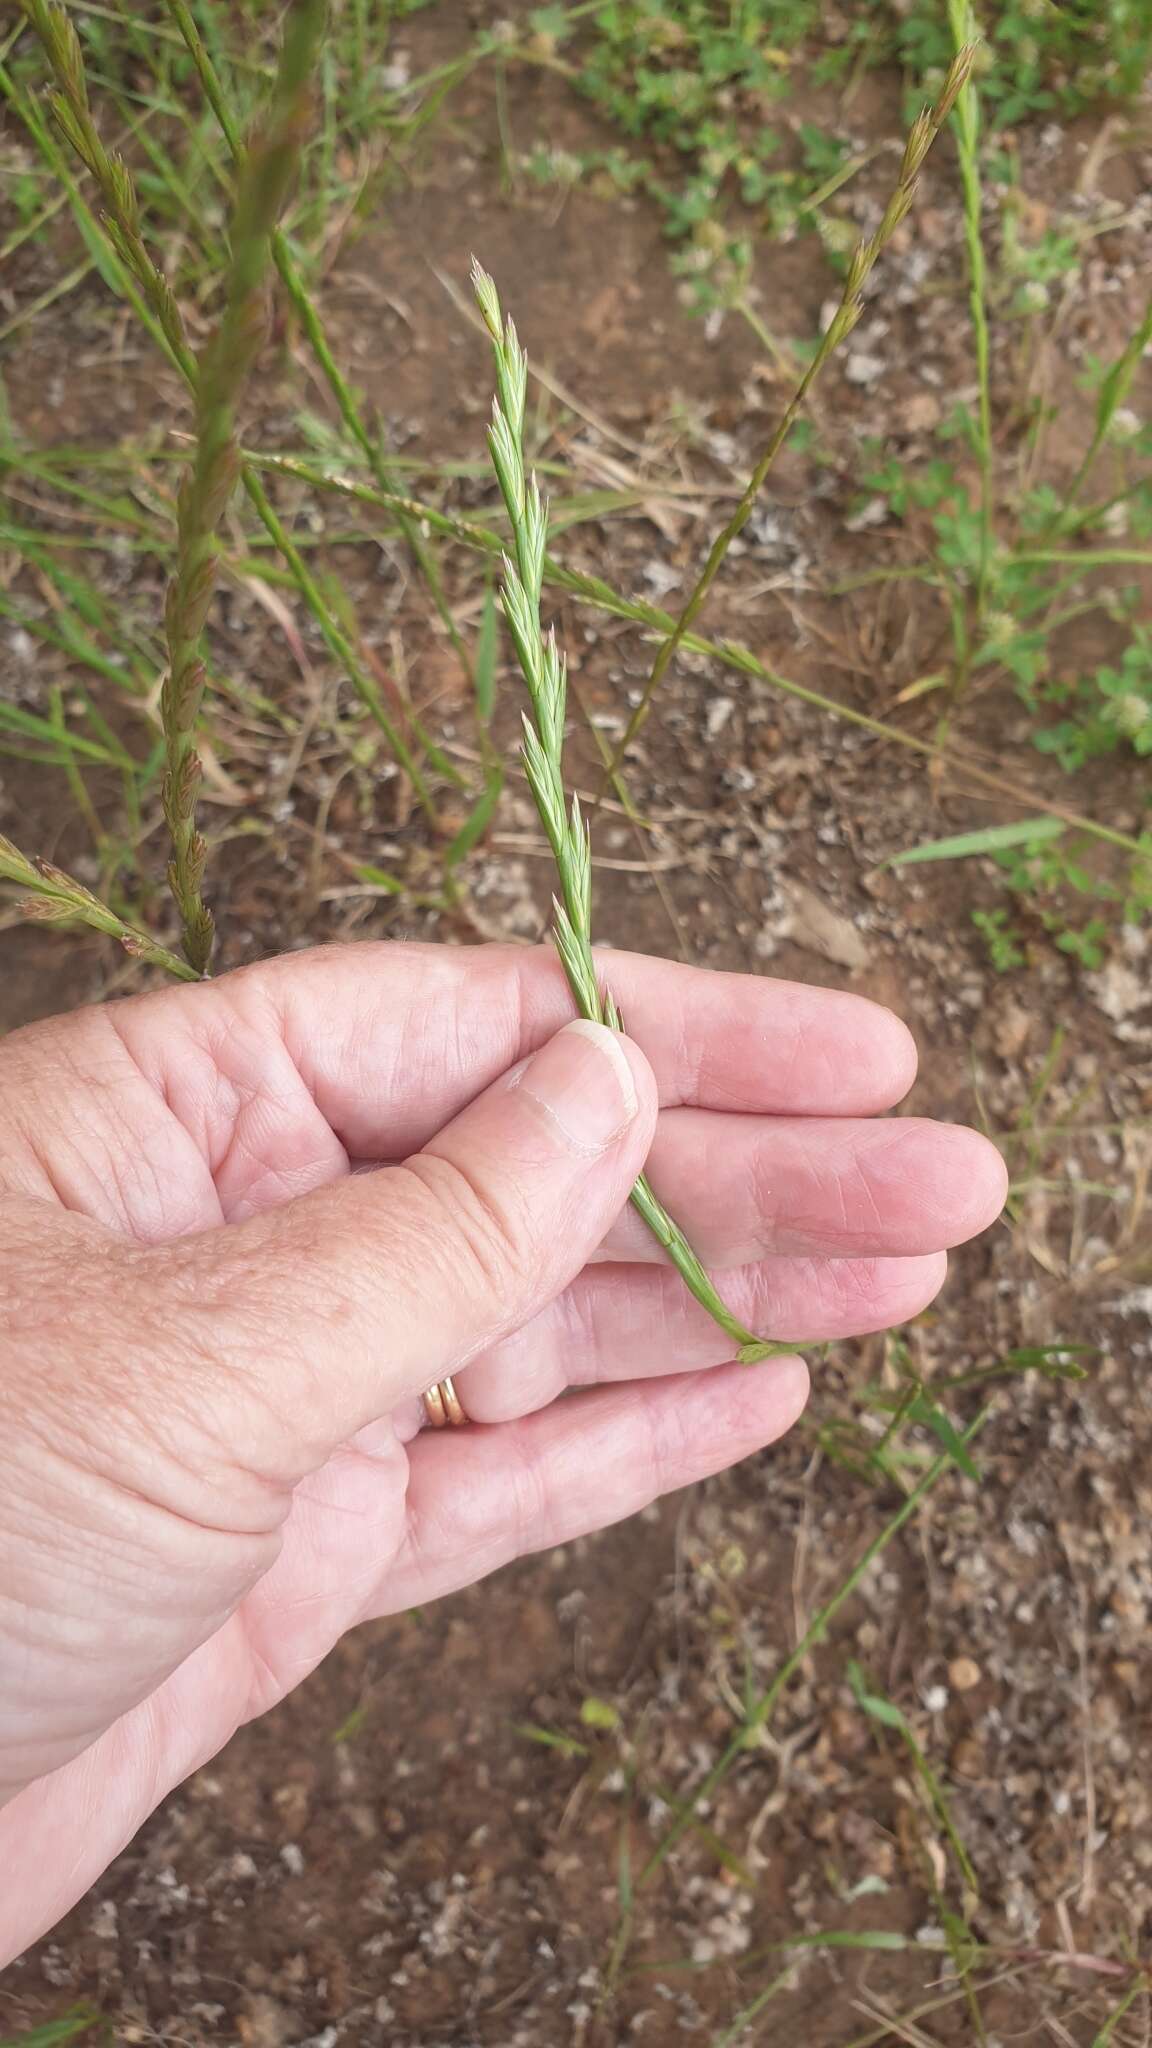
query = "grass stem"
(0, 832, 198, 980)
(160, 0, 328, 972)
(598, 45, 977, 791)
(474, 261, 795, 1365)
(247, 450, 1150, 867)
(949, 0, 994, 627)
(164, 0, 476, 690)
(637, 1413, 990, 1889)
(22, 0, 438, 843)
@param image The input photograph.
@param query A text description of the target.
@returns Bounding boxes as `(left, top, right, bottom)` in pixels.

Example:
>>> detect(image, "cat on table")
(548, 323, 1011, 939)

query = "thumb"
(172, 1017, 658, 1474)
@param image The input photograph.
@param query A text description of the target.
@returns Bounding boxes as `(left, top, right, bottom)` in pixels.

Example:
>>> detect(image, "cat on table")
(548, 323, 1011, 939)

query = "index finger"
(254, 941, 918, 1158)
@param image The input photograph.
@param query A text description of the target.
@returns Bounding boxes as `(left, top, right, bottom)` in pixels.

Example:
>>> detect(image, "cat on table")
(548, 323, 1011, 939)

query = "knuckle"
(504, 1424, 552, 1559)
(641, 1383, 696, 1498)
(742, 1141, 783, 1254)
(829, 1255, 888, 1312)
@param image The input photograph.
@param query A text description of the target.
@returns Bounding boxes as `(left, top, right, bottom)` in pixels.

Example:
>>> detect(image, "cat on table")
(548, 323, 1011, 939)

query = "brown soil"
(2, 7, 1151, 2045)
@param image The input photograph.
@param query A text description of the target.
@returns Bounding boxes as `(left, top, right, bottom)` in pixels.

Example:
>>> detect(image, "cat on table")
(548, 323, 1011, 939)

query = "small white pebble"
(90, 1900, 118, 1940)
(845, 352, 886, 386)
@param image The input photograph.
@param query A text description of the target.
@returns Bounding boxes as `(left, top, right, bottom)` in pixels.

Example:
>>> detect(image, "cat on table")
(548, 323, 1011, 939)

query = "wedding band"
(422, 1375, 467, 1427)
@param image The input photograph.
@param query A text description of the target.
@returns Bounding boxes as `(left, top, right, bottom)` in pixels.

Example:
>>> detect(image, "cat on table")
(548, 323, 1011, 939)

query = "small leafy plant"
(971, 907, 1025, 973)
(1034, 625, 1152, 771)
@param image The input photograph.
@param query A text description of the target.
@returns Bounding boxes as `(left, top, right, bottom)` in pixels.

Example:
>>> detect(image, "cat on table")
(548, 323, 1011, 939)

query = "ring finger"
(452, 1248, 946, 1424)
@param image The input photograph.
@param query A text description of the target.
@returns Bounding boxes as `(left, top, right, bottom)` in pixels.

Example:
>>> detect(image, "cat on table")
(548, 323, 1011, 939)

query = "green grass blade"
(885, 817, 1066, 865)
(444, 763, 503, 871)
(712, 1967, 796, 2047)
(473, 577, 499, 724)
(908, 1391, 981, 1480)
(0, 702, 122, 764)
(1092, 1976, 1147, 2046)
(0, 2005, 104, 2048)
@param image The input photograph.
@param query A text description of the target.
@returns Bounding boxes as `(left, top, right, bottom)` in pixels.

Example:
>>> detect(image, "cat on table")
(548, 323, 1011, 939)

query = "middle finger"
(597, 1111, 1006, 1266)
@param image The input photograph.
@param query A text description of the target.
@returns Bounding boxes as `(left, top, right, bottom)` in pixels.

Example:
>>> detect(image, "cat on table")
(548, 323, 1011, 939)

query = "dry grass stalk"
(600, 43, 979, 789)
(160, 0, 327, 972)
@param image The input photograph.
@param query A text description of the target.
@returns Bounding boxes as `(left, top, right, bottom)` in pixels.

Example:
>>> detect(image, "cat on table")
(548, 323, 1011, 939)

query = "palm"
(0, 942, 1005, 1953)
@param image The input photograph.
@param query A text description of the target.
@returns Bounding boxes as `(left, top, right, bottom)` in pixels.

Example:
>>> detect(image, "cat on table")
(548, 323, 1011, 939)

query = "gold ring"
(422, 1375, 467, 1428)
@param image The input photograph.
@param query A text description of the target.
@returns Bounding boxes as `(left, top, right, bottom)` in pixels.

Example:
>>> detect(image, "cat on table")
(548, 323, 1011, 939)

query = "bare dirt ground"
(2, 6, 1151, 2043)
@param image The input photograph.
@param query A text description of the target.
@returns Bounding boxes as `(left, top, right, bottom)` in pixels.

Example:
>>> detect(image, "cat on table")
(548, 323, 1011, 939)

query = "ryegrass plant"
(18, 0, 438, 833)
(160, 0, 327, 972)
(474, 261, 792, 1364)
(6, 8, 1142, 986)
(0, 833, 197, 981)
(16, 0, 193, 377)
(601, 45, 978, 788)
(163, 1, 481, 719)
(948, 0, 994, 634)
(162, 0, 504, 861)
(2, 12, 1146, 2041)
(21, 0, 330, 973)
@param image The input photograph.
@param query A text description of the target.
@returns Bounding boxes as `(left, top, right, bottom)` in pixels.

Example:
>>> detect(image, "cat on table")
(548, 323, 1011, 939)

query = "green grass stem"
(636, 1414, 990, 1889)
(474, 262, 795, 1365)
(0, 832, 198, 981)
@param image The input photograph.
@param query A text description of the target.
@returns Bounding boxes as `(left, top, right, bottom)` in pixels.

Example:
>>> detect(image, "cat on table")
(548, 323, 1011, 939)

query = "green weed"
(972, 905, 1026, 971)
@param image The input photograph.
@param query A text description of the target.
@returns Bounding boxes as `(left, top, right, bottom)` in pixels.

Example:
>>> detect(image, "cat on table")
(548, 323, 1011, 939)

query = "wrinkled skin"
(0, 942, 1006, 1958)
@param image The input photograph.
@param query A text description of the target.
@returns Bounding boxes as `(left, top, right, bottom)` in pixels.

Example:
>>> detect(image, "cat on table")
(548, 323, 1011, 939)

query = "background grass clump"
(526, 0, 1152, 312)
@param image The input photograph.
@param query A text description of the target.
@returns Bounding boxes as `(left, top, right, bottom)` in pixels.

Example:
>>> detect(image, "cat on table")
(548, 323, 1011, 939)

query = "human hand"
(0, 942, 1006, 1956)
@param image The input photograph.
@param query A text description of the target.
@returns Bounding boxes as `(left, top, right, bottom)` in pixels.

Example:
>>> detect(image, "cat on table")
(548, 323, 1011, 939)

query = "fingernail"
(519, 1018, 639, 1154)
